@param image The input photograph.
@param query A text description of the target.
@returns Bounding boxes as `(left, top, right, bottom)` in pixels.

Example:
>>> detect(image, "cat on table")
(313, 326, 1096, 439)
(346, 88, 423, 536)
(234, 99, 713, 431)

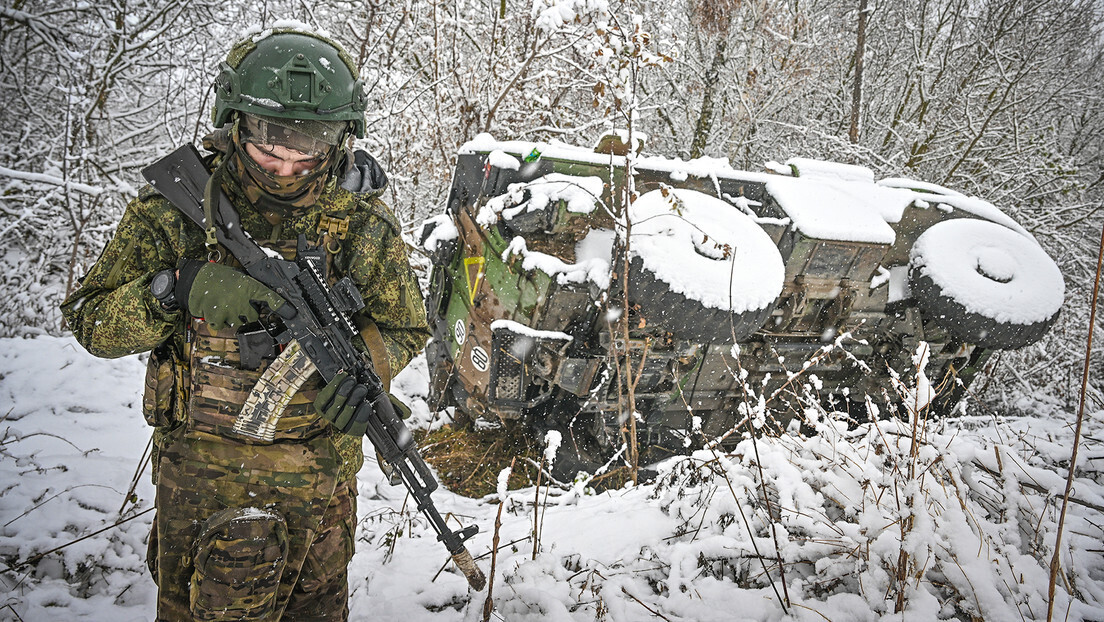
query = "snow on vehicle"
(418, 133, 1065, 481)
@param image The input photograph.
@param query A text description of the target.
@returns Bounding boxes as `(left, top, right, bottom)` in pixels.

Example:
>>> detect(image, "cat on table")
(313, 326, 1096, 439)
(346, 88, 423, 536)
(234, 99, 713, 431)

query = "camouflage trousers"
(148, 427, 357, 621)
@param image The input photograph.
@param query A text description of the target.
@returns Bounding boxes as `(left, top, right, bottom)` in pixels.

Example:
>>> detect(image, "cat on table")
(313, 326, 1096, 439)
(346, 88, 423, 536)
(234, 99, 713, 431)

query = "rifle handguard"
(452, 548, 487, 591)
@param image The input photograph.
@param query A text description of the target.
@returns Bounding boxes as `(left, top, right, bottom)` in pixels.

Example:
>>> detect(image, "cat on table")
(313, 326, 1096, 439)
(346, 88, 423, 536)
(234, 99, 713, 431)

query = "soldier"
(61, 26, 429, 621)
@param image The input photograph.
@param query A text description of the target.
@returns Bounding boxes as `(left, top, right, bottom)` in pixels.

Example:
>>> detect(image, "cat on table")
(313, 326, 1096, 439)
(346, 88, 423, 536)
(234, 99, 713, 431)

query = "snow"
(543, 431, 562, 466)
(531, 0, 610, 33)
(927, 193, 1033, 238)
(489, 319, 573, 341)
(243, 19, 335, 43)
(878, 177, 966, 197)
(240, 93, 284, 110)
(500, 235, 611, 290)
(461, 135, 745, 184)
(260, 245, 283, 259)
(891, 343, 936, 412)
(526, 174, 604, 215)
(627, 188, 785, 313)
(765, 174, 903, 244)
(464, 136, 1037, 246)
(0, 336, 154, 618)
(2, 335, 1103, 620)
(0, 165, 105, 197)
(419, 214, 458, 253)
(910, 218, 1065, 324)
(487, 149, 520, 171)
(785, 157, 876, 183)
(870, 265, 891, 289)
(478, 173, 604, 226)
(886, 265, 911, 302)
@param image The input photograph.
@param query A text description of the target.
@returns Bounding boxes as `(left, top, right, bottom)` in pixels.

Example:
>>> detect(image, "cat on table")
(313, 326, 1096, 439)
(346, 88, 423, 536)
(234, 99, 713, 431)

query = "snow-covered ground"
(2, 334, 1103, 621)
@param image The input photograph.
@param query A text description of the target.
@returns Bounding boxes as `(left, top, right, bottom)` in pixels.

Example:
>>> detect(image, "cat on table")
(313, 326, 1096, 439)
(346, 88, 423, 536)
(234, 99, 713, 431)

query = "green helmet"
(212, 28, 367, 138)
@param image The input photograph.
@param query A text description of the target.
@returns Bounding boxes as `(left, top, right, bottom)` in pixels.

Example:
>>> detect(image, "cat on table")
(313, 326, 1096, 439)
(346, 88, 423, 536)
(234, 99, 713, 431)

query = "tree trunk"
(848, 0, 870, 144)
(690, 40, 727, 159)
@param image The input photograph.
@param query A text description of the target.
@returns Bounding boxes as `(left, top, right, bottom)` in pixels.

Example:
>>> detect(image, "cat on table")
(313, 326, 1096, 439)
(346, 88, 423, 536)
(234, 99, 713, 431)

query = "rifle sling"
(356, 319, 392, 392)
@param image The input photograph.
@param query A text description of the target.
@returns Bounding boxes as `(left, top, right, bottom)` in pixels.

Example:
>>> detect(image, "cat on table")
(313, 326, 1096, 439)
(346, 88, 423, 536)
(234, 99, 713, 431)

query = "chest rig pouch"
(186, 234, 342, 444)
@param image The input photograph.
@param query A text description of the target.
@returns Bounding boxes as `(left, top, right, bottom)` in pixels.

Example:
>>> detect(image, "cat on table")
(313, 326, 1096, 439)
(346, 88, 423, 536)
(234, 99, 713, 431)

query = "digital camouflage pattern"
(62, 143, 429, 619)
(62, 147, 428, 372)
(62, 145, 430, 476)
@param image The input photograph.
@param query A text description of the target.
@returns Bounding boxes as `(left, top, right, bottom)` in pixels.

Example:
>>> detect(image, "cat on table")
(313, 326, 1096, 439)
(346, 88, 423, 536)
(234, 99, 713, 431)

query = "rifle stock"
(143, 144, 486, 591)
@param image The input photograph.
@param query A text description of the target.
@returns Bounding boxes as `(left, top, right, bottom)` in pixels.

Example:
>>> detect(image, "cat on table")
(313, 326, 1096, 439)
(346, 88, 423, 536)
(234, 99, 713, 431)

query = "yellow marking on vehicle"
(464, 256, 485, 306)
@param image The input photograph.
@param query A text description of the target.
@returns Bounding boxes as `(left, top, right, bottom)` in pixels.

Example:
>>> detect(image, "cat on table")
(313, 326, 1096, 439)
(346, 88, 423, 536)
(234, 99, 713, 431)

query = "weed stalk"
(1047, 220, 1104, 621)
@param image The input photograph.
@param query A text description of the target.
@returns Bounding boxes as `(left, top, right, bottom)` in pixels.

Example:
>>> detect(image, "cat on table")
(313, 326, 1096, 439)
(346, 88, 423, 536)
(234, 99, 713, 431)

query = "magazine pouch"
(142, 342, 178, 428)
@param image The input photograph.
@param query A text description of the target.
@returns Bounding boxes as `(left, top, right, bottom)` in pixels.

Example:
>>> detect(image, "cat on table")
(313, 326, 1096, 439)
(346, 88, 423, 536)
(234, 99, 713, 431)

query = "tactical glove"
(177, 260, 291, 331)
(313, 371, 375, 437)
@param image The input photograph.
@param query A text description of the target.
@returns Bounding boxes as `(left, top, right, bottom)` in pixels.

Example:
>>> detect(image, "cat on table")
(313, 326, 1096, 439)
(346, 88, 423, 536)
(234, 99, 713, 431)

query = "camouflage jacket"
(61, 146, 430, 480)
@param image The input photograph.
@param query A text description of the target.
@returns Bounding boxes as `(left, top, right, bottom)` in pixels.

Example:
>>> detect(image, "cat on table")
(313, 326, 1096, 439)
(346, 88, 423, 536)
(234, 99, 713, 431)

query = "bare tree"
(1, 0, 1099, 403)
(848, 0, 870, 143)
(0, 0, 232, 335)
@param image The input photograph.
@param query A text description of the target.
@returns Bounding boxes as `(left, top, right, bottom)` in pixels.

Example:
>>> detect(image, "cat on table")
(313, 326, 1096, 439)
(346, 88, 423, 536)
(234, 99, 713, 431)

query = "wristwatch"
(150, 269, 179, 311)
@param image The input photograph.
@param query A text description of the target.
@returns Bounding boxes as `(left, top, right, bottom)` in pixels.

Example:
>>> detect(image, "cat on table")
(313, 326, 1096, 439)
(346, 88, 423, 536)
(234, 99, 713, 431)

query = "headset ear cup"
(351, 79, 367, 137)
(212, 62, 241, 128)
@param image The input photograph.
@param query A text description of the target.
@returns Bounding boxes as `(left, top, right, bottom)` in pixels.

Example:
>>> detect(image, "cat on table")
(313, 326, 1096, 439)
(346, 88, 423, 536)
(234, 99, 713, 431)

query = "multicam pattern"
(150, 430, 356, 620)
(61, 147, 428, 619)
(189, 506, 289, 620)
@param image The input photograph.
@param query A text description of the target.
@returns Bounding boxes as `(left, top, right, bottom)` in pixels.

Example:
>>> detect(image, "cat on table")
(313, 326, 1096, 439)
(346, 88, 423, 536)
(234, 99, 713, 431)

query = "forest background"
(2, 0, 1102, 408)
(3, 1, 1104, 620)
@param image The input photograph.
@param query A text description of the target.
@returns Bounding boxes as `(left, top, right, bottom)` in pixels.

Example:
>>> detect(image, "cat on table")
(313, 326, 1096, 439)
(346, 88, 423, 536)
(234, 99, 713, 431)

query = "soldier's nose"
(273, 161, 297, 176)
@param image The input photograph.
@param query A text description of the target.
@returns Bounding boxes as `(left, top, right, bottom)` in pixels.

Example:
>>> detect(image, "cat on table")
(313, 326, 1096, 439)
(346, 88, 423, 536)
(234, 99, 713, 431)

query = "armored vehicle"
(419, 134, 1065, 482)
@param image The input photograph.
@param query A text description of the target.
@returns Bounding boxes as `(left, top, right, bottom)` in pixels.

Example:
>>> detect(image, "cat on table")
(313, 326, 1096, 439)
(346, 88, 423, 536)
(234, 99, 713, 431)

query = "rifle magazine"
(236, 340, 317, 442)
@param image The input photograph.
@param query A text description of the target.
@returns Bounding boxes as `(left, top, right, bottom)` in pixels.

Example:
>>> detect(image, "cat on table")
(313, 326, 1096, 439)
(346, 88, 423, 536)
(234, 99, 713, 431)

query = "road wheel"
(909, 218, 1064, 350)
(626, 188, 784, 342)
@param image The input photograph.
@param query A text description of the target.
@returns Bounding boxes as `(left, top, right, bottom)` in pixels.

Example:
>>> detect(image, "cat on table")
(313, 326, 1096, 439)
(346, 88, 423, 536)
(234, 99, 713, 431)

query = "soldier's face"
(243, 142, 324, 177)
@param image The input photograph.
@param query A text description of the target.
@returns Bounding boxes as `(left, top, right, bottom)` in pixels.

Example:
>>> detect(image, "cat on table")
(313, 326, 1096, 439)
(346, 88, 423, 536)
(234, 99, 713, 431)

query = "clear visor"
(239, 114, 344, 160)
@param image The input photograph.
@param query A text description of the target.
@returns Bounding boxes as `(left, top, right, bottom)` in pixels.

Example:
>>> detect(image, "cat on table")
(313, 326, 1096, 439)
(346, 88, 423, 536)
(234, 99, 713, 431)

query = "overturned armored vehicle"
(419, 134, 1065, 482)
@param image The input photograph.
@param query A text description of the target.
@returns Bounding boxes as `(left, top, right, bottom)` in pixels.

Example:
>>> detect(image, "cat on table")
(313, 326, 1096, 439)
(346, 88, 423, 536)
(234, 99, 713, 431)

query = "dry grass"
(415, 422, 543, 498)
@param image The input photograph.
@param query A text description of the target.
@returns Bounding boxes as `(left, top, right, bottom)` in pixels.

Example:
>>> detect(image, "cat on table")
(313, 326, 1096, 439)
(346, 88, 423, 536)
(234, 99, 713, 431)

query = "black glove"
(313, 371, 375, 437)
(176, 260, 293, 331)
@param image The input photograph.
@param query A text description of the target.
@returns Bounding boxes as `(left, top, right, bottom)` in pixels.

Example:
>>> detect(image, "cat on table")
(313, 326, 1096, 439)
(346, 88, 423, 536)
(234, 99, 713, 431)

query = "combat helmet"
(212, 27, 367, 138)
(207, 27, 368, 215)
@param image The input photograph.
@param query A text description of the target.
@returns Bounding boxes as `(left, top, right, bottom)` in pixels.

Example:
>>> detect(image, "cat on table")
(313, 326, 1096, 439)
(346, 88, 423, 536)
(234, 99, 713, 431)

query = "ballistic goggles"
(239, 113, 346, 160)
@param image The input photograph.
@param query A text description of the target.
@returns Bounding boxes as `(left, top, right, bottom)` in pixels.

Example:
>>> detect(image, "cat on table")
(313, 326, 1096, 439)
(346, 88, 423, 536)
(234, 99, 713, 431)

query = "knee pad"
(191, 507, 288, 621)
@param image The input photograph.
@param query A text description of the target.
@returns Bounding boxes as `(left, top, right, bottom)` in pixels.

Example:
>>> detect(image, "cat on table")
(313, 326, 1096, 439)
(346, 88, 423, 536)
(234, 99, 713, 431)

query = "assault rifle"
(142, 144, 486, 591)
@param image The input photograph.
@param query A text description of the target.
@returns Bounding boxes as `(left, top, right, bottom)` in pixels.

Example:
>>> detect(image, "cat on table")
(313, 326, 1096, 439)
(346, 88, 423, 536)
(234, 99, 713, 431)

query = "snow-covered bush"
(3, 335, 1103, 620)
